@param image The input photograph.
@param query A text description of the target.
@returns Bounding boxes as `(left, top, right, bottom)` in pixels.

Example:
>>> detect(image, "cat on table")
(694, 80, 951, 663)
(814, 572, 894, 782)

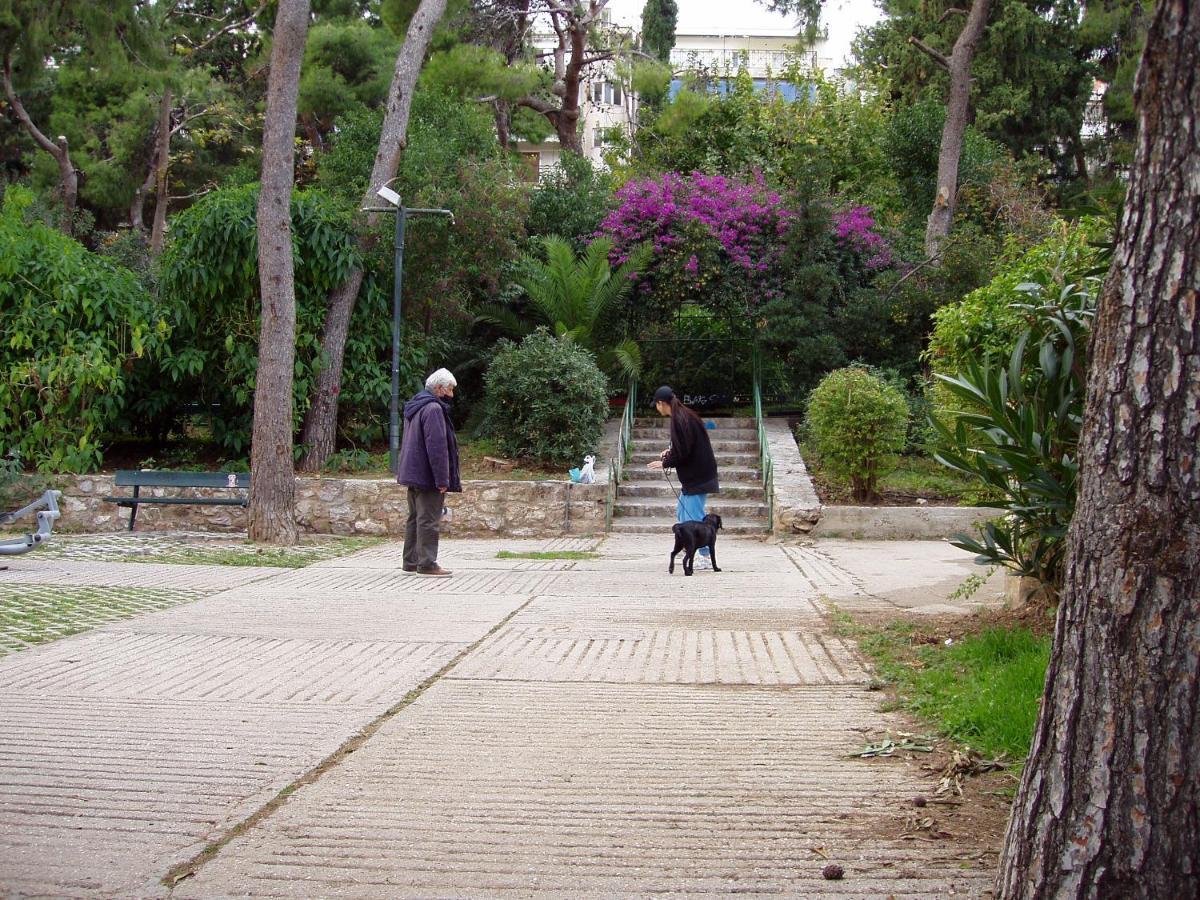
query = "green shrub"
(154, 183, 405, 454)
(0, 187, 169, 472)
(806, 367, 909, 502)
(483, 331, 608, 466)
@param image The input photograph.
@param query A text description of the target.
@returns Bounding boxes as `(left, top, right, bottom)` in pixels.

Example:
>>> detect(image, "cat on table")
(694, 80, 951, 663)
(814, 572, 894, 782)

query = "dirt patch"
(850, 718, 1015, 865)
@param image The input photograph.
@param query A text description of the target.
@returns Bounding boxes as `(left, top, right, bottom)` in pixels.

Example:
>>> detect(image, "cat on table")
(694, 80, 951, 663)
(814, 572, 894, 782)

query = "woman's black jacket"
(663, 413, 720, 495)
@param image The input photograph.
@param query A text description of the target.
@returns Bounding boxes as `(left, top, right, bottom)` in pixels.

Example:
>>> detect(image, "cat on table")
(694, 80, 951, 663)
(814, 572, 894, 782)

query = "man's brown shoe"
(416, 565, 452, 577)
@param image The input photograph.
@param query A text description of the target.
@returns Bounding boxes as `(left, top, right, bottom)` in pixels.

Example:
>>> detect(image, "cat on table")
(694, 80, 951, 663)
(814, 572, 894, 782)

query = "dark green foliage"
(483, 331, 608, 466)
(526, 152, 614, 252)
(806, 367, 910, 503)
(882, 98, 1003, 232)
(153, 183, 406, 453)
(0, 187, 169, 471)
(931, 253, 1101, 595)
(855, 0, 1095, 193)
(640, 0, 678, 62)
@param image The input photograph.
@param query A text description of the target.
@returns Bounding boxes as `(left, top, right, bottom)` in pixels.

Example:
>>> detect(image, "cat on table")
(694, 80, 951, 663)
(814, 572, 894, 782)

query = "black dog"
(669, 513, 723, 576)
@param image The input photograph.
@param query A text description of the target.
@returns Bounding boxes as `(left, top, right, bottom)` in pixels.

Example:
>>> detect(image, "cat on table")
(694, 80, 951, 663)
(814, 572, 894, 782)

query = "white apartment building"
(516, 18, 836, 179)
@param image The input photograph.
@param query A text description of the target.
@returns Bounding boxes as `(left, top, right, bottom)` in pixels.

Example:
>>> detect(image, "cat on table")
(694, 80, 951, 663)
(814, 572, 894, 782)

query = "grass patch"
(854, 618, 1051, 762)
(800, 439, 983, 505)
(496, 550, 599, 560)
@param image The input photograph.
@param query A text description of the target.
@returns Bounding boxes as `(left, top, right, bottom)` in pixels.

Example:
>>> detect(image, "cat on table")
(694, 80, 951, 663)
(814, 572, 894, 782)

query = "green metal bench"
(104, 470, 250, 531)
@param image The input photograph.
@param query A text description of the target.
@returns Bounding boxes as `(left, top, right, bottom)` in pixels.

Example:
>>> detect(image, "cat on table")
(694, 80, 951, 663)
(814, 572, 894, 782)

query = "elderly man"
(398, 368, 461, 577)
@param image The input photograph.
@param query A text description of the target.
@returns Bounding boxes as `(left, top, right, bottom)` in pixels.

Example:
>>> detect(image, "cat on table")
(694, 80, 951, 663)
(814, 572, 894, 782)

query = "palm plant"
(512, 235, 651, 379)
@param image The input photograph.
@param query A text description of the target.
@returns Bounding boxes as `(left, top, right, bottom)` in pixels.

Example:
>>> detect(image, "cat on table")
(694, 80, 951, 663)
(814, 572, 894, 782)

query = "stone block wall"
(764, 419, 823, 536)
(28, 475, 606, 538)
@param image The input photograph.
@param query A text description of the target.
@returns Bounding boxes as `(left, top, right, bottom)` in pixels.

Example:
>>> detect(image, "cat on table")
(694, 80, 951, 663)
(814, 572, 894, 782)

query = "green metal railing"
(605, 379, 638, 532)
(752, 353, 775, 535)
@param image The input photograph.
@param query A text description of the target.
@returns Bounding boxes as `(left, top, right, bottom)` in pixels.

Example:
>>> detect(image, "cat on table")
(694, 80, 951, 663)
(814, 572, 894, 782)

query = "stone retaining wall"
(763, 419, 823, 536)
(811, 504, 995, 540)
(35, 475, 606, 538)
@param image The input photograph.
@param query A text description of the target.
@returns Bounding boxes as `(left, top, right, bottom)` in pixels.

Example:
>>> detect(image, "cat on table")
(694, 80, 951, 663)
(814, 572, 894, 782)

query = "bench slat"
(102, 496, 248, 506)
(112, 470, 250, 489)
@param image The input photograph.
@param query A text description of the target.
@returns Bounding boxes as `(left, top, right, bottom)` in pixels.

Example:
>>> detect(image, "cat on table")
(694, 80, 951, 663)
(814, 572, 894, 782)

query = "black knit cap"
(653, 385, 674, 404)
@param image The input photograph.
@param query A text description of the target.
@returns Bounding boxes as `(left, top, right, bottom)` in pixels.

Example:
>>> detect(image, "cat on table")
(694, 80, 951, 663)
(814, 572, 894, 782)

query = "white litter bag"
(579, 455, 596, 484)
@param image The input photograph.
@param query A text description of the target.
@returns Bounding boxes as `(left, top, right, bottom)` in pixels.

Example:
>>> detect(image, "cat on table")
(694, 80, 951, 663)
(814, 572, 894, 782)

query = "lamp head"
(377, 185, 401, 207)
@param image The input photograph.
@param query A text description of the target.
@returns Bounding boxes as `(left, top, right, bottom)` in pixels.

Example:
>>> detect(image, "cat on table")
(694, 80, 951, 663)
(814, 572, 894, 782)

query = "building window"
(590, 81, 623, 106)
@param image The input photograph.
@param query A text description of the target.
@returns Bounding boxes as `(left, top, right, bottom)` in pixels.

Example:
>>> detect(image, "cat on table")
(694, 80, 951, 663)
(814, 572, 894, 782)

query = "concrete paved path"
(0, 536, 1002, 897)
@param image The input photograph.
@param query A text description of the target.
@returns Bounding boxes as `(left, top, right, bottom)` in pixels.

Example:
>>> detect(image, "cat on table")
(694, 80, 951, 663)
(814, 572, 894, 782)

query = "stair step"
(617, 482, 765, 500)
(633, 417, 755, 428)
(609, 517, 769, 535)
(628, 452, 761, 467)
(620, 466, 761, 482)
(630, 427, 759, 441)
(615, 499, 769, 518)
(629, 438, 759, 453)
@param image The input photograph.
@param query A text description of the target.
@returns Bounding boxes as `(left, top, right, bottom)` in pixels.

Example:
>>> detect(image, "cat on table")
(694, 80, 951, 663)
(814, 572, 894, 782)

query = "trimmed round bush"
(484, 331, 608, 466)
(806, 367, 909, 502)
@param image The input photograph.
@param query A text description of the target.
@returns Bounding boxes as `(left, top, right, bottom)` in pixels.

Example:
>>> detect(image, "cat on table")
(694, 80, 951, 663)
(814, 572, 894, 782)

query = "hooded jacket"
(397, 390, 461, 492)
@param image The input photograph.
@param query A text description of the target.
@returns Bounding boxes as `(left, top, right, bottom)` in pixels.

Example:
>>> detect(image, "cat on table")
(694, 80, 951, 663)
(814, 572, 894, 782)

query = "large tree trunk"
(995, 0, 1200, 895)
(297, 0, 448, 473)
(3, 54, 79, 236)
(150, 87, 173, 256)
(248, 0, 311, 545)
(912, 0, 991, 259)
(515, 0, 609, 156)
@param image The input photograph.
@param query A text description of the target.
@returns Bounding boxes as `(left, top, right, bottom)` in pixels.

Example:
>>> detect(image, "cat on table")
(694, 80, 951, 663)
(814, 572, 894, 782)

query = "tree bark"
(150, 87, 173, 256)
(248, 0, 311, 545)
(996, 0, 1200, 895)
(130, 142, 158, 233)
(515, 0, 611, 155)
(915, 0, 990, 259)
(3, 54, 79, 237)
(296, 0, 448, 473)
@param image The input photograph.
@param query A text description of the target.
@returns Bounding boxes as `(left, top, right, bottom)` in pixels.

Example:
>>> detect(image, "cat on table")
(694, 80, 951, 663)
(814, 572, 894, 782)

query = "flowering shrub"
(832, 206, 894, 270)
(597, 171, 793, 316)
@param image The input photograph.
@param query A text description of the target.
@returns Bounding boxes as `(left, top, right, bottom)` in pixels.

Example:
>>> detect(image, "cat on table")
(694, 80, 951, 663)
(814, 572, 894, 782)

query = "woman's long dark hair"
(669, 395, 703, 431)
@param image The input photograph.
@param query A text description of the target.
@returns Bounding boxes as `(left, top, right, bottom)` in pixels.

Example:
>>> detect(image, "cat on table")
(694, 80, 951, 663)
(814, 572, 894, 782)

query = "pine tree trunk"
(3, 55, 78, 237)
(922, 0, 990, 259)
(150, 87, 172, 256)
(996, 0, 1200, 894)
(247, 0, 310, 545)
(297, 0, 448, 473)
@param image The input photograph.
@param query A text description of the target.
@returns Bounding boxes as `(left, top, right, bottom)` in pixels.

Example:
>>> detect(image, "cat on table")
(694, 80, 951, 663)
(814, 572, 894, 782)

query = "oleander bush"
(483, 330, 608, 466)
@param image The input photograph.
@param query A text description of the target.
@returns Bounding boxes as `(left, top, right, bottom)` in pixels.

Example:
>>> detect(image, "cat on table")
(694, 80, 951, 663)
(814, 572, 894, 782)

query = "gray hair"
(425, 368, 457, 392)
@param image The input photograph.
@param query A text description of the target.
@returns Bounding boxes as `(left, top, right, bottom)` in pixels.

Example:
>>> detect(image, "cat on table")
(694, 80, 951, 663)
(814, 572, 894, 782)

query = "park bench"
(104, 470, 250, 531)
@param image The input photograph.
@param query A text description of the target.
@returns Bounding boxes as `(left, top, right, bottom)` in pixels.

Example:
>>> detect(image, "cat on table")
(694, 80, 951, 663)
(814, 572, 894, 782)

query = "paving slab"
(174, 681, 992, 898)
(0, 535, 1003, 898)
(0, 545, 530, 898)
(791, 540, 1007, 615)
(172, 536, 998, 898)
(0, 560, 286, 592)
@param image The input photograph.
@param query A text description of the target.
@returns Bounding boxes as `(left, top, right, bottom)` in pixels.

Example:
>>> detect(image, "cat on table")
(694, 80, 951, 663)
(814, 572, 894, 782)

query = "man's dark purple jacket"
(397, 390, 462, 492)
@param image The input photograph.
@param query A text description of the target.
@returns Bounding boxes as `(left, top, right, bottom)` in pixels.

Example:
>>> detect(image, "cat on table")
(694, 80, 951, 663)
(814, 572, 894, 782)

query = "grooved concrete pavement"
(0, 535, 1002, 897)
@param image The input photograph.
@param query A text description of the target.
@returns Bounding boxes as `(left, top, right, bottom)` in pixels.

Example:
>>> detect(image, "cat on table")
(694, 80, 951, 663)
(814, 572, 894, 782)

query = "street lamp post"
(366, 185, 454, 476)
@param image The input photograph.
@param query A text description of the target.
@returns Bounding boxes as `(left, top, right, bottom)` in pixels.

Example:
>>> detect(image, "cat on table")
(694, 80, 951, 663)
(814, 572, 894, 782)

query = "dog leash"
(662, 467, 681, 501)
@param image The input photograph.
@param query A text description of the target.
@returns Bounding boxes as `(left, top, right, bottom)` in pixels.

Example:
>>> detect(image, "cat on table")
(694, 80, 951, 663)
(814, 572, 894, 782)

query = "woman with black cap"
(647, 386, 720, 566)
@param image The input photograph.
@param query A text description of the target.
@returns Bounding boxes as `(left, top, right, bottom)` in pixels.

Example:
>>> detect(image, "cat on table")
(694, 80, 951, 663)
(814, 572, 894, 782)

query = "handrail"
(605, 378, 638, 532)
(752, 353, 774, 535)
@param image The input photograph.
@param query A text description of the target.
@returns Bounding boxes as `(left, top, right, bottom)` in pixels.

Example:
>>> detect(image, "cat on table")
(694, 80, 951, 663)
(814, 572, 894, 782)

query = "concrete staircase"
(609, 417, 770, 535)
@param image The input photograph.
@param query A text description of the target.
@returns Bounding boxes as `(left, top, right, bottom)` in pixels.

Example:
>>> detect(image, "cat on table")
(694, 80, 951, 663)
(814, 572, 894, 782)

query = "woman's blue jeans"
(676, 492, 710, 556)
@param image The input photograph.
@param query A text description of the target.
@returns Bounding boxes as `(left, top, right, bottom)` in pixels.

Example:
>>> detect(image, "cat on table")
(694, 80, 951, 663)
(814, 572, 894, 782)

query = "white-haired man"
(397, 368, 461, 576)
